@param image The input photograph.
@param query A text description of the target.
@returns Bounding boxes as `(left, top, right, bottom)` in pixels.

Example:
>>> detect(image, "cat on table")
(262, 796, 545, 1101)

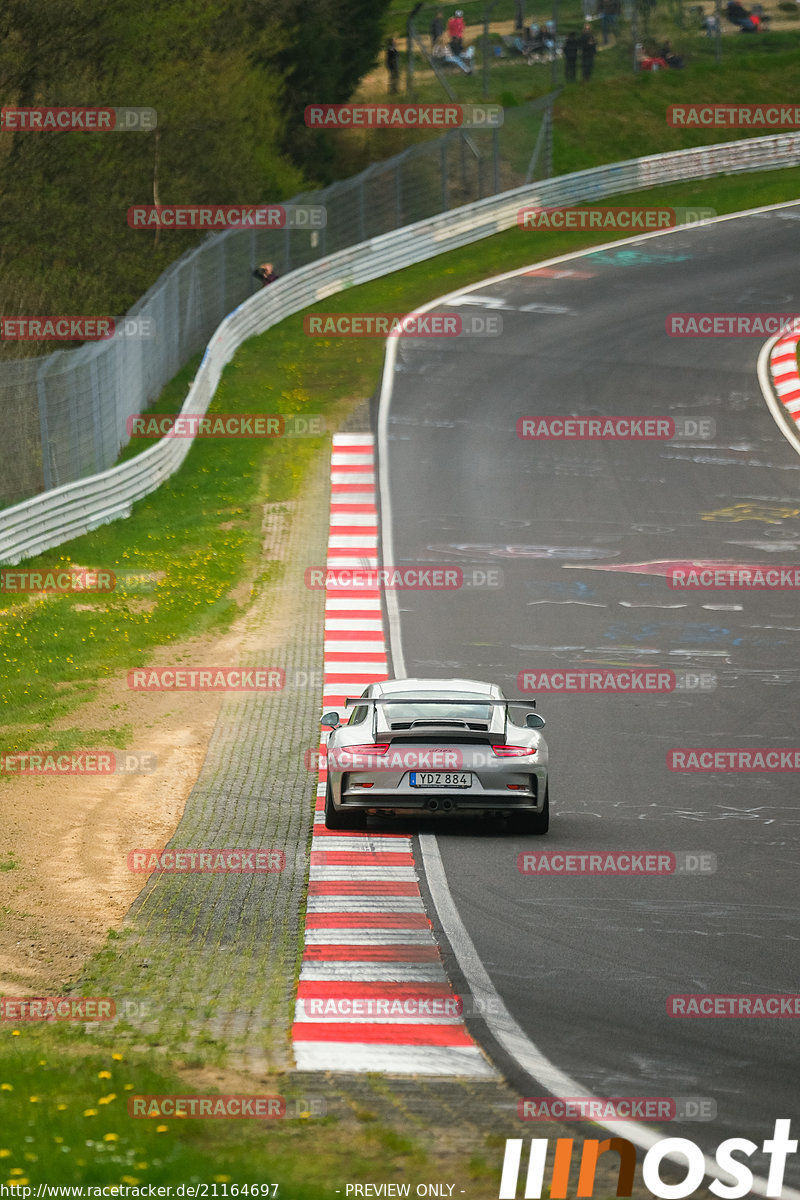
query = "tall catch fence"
(0, 95, 555, 508)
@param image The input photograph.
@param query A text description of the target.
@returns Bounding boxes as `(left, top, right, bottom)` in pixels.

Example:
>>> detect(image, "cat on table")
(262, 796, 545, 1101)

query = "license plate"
(410, 771, 472, 788)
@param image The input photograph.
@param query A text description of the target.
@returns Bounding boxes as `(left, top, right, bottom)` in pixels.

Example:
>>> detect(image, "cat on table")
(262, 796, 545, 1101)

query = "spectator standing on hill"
(579, 24, 597, 78)
(563, 30, 579, 78)
(431, 10, 445, 49)
(599, 0, 620, 42)
(448, 9, 465, 55)
(385, 37, 400, 92)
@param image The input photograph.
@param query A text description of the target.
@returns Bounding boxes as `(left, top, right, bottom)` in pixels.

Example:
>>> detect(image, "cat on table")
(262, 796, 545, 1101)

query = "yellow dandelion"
(103, 1134, 118, 1143)
(0, 1151, 9, 1158)
(53, 1139, 63, 1145)
(9, 1170, 24, 1177)
(82, 1109, 98, 1117)
(111, 1053, 123, 1061)
(56, 1104, 67, 1111)
(0, 1086, 11, 1092)
(7, 1178, 29, 1187)
(155, 1125, 168, 1133)
(98, 1094, 117, 1105)
(135, 1163, 148, 1170)
(98, 1071, 112, 1080)
(10, 1031, 19, 1037)
(120, 1178, 139, 1186)
(212, 1177, 231, 1184)
(28, 1097, 39, 1104)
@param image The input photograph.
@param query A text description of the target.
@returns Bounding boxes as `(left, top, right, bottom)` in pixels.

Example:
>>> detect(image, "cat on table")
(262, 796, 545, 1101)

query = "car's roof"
(371, 677, 503, 698)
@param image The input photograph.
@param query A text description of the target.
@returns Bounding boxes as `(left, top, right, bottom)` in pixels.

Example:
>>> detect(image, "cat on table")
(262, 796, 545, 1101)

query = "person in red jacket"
(448, 9, 465, 55)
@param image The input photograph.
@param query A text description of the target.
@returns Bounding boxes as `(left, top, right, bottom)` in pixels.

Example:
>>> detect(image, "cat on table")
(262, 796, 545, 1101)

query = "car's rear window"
(379, 692, 492, 725)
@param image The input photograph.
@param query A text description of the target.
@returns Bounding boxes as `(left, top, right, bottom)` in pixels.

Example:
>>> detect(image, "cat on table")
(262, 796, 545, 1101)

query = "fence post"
(406, 3, 423, 97)
(483, 2, 499, 99)
(90, 352, 107, 475)
(441, 137, 449, 211)
(36, 357, 53, 492)
(359, 178, 367, 241)
(316, 186, 328, 259)
(219, 233, 226, 318)
(545, 105, 554, 177)
(395, 160, 403, 228)
(632, 0, 640, 72)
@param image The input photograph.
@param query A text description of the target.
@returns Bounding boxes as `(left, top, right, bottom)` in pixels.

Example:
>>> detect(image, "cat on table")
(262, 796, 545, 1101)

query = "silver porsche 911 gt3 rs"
(321, 677, 548, 833)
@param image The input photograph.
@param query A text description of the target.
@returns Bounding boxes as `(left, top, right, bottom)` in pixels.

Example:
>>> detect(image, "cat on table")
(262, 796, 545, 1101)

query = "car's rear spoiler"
(343, 698, 537, 708)
(343, 697, 537, 739)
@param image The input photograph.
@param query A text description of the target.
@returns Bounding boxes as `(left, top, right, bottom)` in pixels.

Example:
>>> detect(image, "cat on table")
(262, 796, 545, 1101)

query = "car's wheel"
(511, 783, 549, 835)
(324, 780, 366, 830)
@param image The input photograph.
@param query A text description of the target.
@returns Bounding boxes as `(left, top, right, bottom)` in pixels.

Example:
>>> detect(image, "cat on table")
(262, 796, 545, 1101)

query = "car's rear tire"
(511, 783, 549, 834)
(324, 780, 366, 830)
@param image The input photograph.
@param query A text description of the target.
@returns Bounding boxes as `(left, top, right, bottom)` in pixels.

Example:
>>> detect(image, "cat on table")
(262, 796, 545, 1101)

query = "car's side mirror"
(321, 711, 341, 728)
(526, 712, 546, 729)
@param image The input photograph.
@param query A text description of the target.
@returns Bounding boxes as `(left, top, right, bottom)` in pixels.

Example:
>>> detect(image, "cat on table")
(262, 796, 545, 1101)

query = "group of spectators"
(513, 20, 560, 61)
(561, 27, 598, 79)
(382, 1, 715, 91)
(386, 11, 477, 82)
(430, 9, 477, 72)
(508, 18, 598, 76)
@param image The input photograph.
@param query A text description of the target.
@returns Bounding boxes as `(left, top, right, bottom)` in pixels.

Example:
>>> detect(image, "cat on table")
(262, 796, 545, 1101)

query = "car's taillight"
(331, 744, 390, 768)
(491, 745, 536, 757)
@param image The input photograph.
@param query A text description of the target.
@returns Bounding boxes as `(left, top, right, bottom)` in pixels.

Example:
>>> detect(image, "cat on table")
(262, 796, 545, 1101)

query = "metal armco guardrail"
(2, 132, 799, 564)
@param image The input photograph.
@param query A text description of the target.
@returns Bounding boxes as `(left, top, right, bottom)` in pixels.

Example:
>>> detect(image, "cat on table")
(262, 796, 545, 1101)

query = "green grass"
(0, 1027, 428, 1192)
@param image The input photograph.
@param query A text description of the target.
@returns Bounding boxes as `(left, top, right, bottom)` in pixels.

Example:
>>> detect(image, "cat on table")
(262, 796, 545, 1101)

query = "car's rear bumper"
(338, 799, 543, 817)
(333, 771, 546, 817)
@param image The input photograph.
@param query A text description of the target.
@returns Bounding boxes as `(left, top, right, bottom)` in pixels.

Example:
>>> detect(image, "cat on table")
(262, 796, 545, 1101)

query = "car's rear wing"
(342, 696, 538, 739)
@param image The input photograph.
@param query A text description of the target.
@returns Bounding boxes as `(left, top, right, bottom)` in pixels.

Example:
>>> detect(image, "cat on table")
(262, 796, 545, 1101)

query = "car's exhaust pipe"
(441, 798, 455, 812)
(426, 798, 439, 812)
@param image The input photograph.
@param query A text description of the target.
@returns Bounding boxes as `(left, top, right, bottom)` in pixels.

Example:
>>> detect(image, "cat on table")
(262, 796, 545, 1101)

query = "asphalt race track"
(378, 204, 800, 1187)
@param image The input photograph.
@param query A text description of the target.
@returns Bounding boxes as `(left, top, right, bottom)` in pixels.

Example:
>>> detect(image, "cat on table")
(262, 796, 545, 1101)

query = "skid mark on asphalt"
(292, 433, 496, 1076)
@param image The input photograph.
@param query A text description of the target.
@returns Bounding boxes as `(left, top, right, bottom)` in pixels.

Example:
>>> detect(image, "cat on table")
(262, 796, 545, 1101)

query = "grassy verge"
(3, 163, 800, 757)
(0, 1026, 427, 1193)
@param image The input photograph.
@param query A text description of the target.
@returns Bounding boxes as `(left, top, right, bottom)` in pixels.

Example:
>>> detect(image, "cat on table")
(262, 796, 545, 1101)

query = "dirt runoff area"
(0, 500, 308, 997)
